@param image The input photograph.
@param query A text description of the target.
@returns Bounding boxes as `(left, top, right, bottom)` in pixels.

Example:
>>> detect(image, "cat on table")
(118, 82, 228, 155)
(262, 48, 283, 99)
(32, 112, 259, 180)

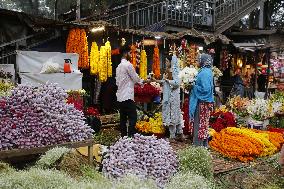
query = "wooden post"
(76, 0, 80, 20)
(88, 144, 94, 164)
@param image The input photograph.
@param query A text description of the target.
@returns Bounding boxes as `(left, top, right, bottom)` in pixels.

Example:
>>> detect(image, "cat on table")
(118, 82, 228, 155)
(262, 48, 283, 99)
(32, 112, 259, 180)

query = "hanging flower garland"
(98, 46, 107, 82)
(152, 46, 161, 79)
(90, 42, 99, 75)
(221, 50, 229, 71)
(66, 28, 89, 69)
(187, 44, 198, 66)
(105, 41, 112, 77)
(130, 44, 137, 69)
(139, 49, 147, 80)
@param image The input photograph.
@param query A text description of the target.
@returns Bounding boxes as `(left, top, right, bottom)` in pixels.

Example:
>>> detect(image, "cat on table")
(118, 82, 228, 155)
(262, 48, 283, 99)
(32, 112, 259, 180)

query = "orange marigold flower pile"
(210, 127, 284, 162)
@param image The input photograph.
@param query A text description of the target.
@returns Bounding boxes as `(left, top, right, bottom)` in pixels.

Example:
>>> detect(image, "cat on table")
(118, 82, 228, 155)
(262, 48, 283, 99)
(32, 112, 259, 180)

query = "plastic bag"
(40, 58, 60, 74)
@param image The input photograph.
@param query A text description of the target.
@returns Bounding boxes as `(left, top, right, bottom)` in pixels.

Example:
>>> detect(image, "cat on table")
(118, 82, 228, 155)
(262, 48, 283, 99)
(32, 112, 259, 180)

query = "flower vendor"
(116, 47, 146, 137)
(230, 68, 244, 97)
(189, 53, 214, 147)
(153, 55, 183, 141)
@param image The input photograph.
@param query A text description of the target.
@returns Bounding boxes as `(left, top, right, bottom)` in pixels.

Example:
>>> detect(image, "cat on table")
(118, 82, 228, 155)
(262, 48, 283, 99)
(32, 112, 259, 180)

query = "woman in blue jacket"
(189, 53, 214, 147)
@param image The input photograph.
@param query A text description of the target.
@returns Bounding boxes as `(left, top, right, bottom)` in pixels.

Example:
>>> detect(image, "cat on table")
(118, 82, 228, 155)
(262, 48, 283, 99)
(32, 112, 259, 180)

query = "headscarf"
(199, 53, 213, 68)
(189, 53, 214, 119)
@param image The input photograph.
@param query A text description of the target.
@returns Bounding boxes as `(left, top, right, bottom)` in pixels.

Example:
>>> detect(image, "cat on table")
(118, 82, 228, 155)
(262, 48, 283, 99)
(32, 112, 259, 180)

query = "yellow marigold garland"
(105, 41, 112, 77)
(90, 42, 99, 75)
(99, 46, 107, 82)
(152, 46, 160, 79)
(139, 49, 147, 80)
(66, 28, 89, 69)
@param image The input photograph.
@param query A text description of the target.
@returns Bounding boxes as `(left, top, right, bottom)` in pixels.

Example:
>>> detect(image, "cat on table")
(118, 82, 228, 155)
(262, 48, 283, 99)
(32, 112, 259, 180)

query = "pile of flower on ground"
(0, 83, 93, 150)
(102, 134, 178, 187)
(210, 127, 284, 162)
(136, 113, 165, 135)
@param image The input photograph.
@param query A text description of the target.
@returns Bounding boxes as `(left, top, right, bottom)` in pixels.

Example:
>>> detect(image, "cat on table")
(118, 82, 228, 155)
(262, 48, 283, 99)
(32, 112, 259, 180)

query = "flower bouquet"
(209, 106, 236, 132)
(136, 113, 165, 136)
(270, 91, 284, 115)
(212, 66, 223, 79)
(228, 96, 250, 117)
(66, 89, 86, 111)
(134, 83, 161, 103)
(178, 66, 198, 91)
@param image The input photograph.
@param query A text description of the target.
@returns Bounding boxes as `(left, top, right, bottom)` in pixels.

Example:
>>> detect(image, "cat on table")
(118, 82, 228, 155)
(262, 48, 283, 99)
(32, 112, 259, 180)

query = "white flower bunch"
(178, 66, 198, 89)
(247, 99, 272, 121)
(36, 147, 71, 169)
(212, 66, 223, 79)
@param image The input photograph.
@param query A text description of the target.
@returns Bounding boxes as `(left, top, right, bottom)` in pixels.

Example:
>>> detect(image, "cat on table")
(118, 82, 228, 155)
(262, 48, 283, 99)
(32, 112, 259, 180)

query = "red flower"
(85, 107, 100, 117)
(210, 111, 236, 132)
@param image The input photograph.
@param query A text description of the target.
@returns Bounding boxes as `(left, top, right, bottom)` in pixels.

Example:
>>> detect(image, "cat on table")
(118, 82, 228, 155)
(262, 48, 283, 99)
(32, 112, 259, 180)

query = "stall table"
(0, 139, 94, 164)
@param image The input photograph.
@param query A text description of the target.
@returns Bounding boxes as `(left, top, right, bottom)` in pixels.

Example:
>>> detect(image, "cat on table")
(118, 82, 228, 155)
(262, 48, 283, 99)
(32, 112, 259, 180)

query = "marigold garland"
(139, 49, 147, 80)
(152, 46, 160, 79)
(66, 28, 89, 69)
(209, 127, 284, 162)
(130, 44, 137, 69)
(90, 42, 99, 75)
(96, 41, 112, 82)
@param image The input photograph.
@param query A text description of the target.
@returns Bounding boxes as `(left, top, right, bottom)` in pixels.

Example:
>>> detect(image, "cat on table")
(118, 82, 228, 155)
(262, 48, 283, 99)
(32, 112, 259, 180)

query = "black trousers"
(118, 100, 137, 137)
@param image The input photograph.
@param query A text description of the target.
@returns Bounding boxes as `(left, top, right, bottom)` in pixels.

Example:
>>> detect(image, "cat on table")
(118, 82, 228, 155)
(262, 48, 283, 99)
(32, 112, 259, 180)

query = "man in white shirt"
(116, 47, 144, 137)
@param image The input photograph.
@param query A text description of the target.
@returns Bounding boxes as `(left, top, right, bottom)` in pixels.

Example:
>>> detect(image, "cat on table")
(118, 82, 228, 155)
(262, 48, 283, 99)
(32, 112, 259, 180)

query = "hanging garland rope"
(130, 44, 137, 69)
(66, 28, 89, 69)
(153, 46, 161, 79)
(140, 49, 147, 80)
(97, 41, 112, 82)
(90, 42, 99, 75)
(105, 41, 112, 78)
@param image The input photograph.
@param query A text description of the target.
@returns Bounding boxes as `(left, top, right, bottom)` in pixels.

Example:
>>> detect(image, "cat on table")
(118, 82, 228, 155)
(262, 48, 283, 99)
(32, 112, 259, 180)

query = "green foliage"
(178, 146, 214, 180)
(0, 162, 15, 174)
(36, 147, 70, 169)
(165, 171, 214, 189)
(93, 129, 120, 146)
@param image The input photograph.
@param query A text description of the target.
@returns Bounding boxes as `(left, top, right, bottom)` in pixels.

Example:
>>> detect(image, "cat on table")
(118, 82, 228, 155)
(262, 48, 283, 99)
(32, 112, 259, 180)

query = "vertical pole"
(166, 0, 169, 24)
(259, 1, 264, 29)
(191, 0, 194, 28)
(212, 0, 216, 31)
(76, 0, 80, 20)
(126, 3, 130, 28)
(265, 48, 271, 99)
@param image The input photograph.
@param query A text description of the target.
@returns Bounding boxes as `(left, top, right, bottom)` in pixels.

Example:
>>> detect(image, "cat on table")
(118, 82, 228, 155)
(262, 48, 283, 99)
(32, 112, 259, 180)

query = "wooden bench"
(0, 139, 94, 164)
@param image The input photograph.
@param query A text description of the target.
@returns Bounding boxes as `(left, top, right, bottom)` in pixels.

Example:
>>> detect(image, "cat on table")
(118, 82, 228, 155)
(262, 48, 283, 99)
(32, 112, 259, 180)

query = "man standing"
(116, 47, 144, 137)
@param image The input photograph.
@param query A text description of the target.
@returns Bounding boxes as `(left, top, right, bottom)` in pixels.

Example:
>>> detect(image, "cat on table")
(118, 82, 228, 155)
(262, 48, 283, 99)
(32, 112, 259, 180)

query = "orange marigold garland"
(66, 28, 89, 69)
(152, 46, 160, 79)
(130, 44, 137, 69)
(210, 127, 284, 162)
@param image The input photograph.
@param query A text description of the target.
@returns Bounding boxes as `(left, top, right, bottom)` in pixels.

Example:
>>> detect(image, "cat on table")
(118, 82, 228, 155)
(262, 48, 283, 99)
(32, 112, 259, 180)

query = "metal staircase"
(89, 0, 266, 34)
(215, 0, 266, 34)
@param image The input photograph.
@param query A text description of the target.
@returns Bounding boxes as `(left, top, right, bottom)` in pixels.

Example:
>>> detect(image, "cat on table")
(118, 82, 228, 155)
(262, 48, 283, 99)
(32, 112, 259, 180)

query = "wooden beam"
(0, 139, 94, 164)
